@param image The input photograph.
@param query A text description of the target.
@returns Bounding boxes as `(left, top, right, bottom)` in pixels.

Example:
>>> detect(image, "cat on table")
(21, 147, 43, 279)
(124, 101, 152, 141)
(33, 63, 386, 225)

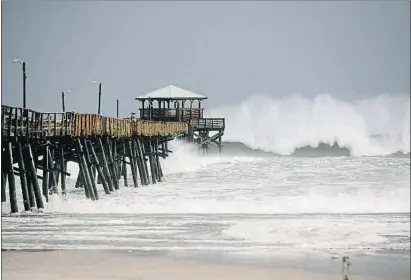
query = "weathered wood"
(1, 99, 225, 212)
(47, 147, 58, 194)
(127, 140, 139, 188)
(88, 140, 110, 194)
(23, 151, 35, 208)
(25, 143, 44, 209)
(150, 140, 160, 182)
(2, 105, 190, 138)
(106, 138, 119, 190)
(122, 144, 128, 187)
(42, 145, 49, 202)
(147, 140, 157, 185)
(112, 139, 120, 186)
(78, 163, 90, 199)
(98, 138, 114, 192)
(135, 139, 148, 186)
(16, 141, 30, 211)
(83, 139, 99, 200)
(76, 138, 96, 200)
(1, 150, 7, 202)
(60, 145, 67, 196)
(6, 142, 18, 213)
(155, 138, 163, 180)
(75, 168, 84, 189)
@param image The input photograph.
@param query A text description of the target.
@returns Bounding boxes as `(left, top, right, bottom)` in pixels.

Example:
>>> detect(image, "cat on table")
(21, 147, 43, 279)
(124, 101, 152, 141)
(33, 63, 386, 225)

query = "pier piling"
(106, 138, 119, 190)
(16, 141, 30, 211)
(136, 139, 149, 185)
(122, 144, 128, 187)
(47, 147, 58, 194)
(127, 140, 139, 188)
(42, 145, 50, 202)
(83, 138, 99, 200)
(98, 138, 114, 192)
(6, 142, 18, 213)
(2, 169, 7, 202)
(77, 138, 96, 200)
(147, 140, 157, 185)
(23, 148, 35, 208)
(88, 139, 110, 194)
(59, 145, 67, 196)
(26, 143, 44, 209)
(155, 138, 163, 181)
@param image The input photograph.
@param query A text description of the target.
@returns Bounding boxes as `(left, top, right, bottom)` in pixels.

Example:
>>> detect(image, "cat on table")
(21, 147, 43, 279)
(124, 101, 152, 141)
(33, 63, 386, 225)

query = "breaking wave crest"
(207, 93, 410, 157)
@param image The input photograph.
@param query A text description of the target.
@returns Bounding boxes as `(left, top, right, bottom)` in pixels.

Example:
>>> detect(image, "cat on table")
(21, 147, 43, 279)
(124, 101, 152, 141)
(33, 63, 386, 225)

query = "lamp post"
(61, 89, 71, 113)
(12, 58, 27, 109)
(117, 99, 119, 118)
(92, 81, 102, 114)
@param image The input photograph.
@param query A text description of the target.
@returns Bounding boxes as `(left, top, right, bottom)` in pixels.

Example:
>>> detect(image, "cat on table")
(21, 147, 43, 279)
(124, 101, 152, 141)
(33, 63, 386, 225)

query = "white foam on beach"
(22, 185, 407, 214)
(1, 139, 410, 258)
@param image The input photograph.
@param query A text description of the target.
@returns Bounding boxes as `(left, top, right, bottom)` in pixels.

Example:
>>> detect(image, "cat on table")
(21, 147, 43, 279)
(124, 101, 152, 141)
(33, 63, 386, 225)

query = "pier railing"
(190, 118, 225, 130)
(139, 108, 204, 122)
(1, 105, 188, 138)
(1, 105, 75, 138)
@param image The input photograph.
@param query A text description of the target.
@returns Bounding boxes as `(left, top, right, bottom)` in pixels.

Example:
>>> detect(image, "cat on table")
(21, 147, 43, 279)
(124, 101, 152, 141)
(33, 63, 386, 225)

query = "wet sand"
(1, 250, 399, 280)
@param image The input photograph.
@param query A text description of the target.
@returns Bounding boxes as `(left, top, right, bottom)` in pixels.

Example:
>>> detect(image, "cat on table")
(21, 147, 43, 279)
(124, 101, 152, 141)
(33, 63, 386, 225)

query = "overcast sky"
(2, 0, 410, 117)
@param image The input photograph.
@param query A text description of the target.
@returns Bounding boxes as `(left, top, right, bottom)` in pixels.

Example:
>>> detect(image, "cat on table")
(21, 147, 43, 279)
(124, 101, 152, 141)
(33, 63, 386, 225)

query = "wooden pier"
(1, 85, 225, 214)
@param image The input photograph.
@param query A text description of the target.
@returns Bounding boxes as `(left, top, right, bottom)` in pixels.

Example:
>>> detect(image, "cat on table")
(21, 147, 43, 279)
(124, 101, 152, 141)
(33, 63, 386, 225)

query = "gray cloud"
(2, 0, 409, 116)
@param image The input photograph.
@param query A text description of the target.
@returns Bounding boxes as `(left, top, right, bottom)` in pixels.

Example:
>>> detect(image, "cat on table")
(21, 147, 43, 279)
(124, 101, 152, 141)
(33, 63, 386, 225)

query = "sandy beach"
(1, 250, 400, 280)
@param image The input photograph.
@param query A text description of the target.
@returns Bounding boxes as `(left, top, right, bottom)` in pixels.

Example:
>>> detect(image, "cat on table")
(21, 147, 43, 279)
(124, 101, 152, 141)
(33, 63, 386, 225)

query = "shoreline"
(1, 249, 405, 280)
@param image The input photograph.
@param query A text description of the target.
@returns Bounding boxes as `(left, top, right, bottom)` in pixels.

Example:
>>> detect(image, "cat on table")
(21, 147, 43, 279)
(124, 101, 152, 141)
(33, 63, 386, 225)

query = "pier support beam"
(42, 145, 49, 202)
(112, 139, 121, 187)
(127, 140, 139, 188)
(147, 140, 157, 185)
(106, 138, 119, 190)
(75, 171, 83, 189)
(122, 143, 128, 187)
(136, 139, 149, 185)
(25, 143, 44, 210)
(76, 138, 96, 200)
(83, 139, 99, 200)
(155, 138, 163, 180)
(88, 140, 110, 194)
(98, 138, 114, 192)
(133, 140, 144, 186)
(2, 148, 7, 202)
(47, 147, 58, 194)
(6, 142, 18, 213)
(60, 145, 67, 196)
(16, 141, 30, 211)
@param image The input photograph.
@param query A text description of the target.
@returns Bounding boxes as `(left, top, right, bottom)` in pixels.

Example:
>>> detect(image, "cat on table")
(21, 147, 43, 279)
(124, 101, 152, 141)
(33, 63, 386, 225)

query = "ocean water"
(1, 94, 410, 278)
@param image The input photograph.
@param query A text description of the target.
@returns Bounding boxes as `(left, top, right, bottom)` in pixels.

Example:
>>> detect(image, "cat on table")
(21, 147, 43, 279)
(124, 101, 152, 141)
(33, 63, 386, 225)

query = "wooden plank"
(19, 108, 24, 136)
(54, 113, 57, 136)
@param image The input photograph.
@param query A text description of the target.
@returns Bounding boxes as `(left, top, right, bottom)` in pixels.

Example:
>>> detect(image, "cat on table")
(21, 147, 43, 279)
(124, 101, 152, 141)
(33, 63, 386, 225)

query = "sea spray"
(207, 93, 410, 156)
